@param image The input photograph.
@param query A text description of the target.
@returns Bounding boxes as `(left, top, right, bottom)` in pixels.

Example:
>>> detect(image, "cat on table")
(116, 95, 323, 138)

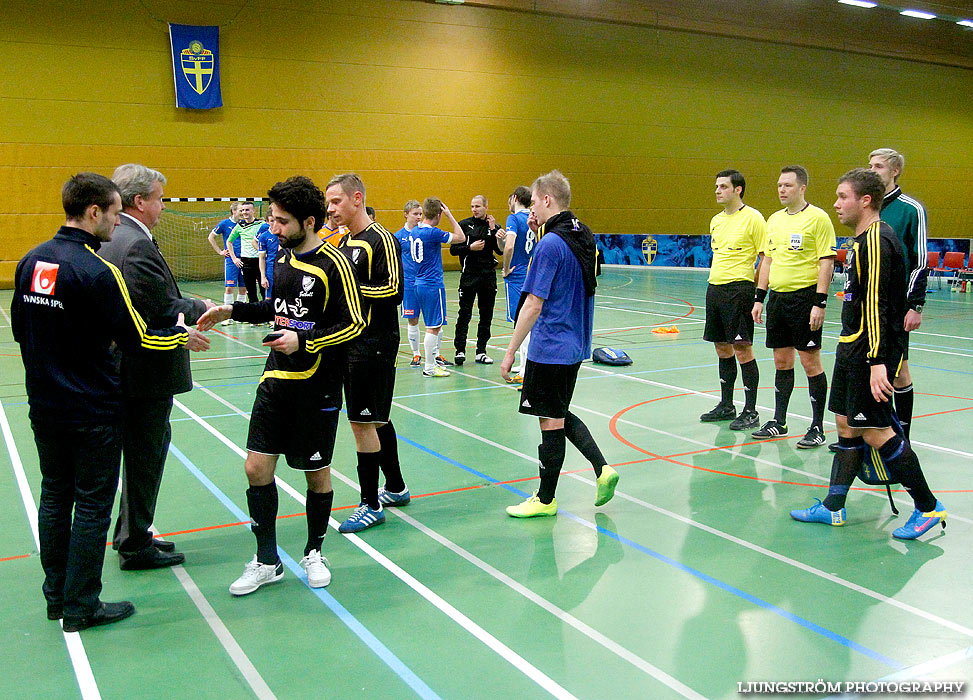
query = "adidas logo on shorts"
(521, 399, 531, 408)
(310, 452, 322, 461)
(807, 341, 815, 347)
(853, 413, 867, 421)
(735, 334, 743, 341)
(360, 408, 371, 417)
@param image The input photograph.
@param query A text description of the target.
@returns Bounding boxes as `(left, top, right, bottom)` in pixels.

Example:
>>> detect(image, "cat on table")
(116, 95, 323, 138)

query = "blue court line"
(168, 444, 443, 700)
(395, 434, 905, 671)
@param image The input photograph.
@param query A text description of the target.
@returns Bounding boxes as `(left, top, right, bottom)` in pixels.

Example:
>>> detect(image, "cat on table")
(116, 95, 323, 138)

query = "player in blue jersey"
(411, 198, 465, 377)
(207, 202, 246, 321)
(501, 185, 535, 383)
(395, 200, 423, 366)
(257, 213, 279, 297)
(501, 170, 618, 517)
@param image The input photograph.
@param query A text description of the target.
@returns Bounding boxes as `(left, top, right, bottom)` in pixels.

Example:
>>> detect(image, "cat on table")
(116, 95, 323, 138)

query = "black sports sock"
(377, 422, 406, 493)
(536, 429, 566, 504)
(879, 434, 936, 512)
(718, 357, 737, 406)
(740, 359, 759, 412)
(822, 435, 864, 511)
(247, 482, 279, 565)
(564, 412, 606, 477)
(894, 384, 914, 440)
(357, 451, 381, 510)
(807, 372, 828, 429)
(774, 368, 795, 424)
(305, 489, 334, 556)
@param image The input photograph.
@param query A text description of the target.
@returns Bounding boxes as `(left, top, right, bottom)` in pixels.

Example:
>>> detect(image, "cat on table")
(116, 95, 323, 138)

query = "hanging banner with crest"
(169, 24, 222, 109)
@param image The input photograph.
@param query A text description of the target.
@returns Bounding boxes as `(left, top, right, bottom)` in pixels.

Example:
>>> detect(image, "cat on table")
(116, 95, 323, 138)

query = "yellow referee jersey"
(765, 204, 836, 293)
(708, 205, 766, 285)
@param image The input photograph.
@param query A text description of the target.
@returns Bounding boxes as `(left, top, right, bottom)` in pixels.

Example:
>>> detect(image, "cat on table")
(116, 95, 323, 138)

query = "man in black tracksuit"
(451, 195, 504, 365)
(11, 173, 204, 632)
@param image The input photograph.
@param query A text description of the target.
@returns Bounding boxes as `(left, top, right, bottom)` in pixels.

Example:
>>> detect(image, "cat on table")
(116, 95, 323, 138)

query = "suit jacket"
(98, 214, 207, 399)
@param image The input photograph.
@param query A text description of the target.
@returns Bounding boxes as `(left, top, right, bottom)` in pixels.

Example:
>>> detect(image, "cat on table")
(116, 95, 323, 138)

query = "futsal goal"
(157, 198, 265, 281)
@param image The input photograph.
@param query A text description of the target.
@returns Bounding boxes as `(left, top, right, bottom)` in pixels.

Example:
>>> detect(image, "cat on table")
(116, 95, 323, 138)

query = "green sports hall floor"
(1, 267, 970, 700)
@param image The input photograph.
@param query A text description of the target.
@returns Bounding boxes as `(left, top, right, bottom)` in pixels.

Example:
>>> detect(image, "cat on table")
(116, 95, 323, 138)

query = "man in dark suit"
(98, 164, 213, 570)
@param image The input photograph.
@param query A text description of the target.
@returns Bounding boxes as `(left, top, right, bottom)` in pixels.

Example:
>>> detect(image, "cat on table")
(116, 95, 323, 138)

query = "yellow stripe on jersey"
(88, 247, 188, 350)
(865, 223, 881, 360)
(259, 355, 321, 383)
(354, 223, 401, 300)
(289, 245, 365, 352)
(839, 240, 865, 345)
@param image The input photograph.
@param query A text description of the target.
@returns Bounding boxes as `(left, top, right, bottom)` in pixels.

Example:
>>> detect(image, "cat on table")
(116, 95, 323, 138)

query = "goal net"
(156, 198, 265, 281)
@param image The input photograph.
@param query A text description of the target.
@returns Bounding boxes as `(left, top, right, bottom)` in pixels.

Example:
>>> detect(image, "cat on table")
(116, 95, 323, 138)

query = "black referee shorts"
(766, 285, 822, 351)
(704, 281, 755, 345)
(247, 382, 339, 471)
(519, 360, 581, 420)
(343, 357, 395, 424)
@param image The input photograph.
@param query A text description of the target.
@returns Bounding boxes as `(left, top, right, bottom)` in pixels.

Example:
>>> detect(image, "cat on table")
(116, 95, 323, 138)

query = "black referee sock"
(564, 412, 606, 478)
(246, 482, 279, 565)
(377, 422, 406, 493)
(822, 436, 864, 511)
(357, 451, 381, 510)
(894, 384, 914, 440)
(536, 429, 566, 505)
(879, 434, 936, 512)
(718, 357, 737, 406)
(774, 368, 795, 424)
(808, 372, 828, 429)
(305, 489, 333, 556)
(740, 359, 759, 413)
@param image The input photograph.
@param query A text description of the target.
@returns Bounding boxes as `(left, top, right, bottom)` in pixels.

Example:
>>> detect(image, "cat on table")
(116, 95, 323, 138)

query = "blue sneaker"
(790, 498, 846, 526)
(893, 501, 947, 540)
(378, 485, 411, 507)
(338, 503, 386, 533)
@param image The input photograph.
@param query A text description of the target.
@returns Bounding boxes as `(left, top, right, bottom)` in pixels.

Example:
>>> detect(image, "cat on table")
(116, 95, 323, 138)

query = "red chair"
(833, 248, 849, 282)
(927, 251, 941, 289)
(934, 251, 966, 289)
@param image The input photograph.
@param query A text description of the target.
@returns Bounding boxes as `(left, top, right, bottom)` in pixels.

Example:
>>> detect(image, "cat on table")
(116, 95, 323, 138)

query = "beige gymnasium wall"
(1, 0, 971, 286)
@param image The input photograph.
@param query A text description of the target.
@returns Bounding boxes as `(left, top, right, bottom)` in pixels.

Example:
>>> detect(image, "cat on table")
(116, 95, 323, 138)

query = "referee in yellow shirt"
(700, 169, 767, 430)
(751, 166, 836, 447)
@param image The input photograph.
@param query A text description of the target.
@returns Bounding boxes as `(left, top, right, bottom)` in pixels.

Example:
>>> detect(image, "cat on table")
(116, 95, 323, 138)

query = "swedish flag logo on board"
(169, 24, 222, 109)
(641, 236, 657, 265)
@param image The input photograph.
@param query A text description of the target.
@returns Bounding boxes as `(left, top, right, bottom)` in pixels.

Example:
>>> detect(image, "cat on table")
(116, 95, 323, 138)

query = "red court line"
(0, 553, 31, 562)
(596, 294, 697, 337)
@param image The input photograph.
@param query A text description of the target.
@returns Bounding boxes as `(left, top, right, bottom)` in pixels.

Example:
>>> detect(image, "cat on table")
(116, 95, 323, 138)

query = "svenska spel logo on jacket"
(31, 261, 59, 296)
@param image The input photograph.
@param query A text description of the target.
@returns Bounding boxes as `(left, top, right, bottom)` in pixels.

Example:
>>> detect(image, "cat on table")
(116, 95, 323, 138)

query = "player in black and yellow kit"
(700, 169, 767, 430)
(791, 169, 945, 540)
(198, 176, 366, 594)
(751, 166, 836, 447)
(327, 174, 408, 533)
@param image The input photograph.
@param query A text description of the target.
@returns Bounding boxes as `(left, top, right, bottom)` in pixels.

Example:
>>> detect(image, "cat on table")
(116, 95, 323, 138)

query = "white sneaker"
(220, 318, 234, 326)
(423, 366, 450, 378)
(299, 549, 331, 588)
(475, 353, 493, 364)
(229, 556, 284, 596)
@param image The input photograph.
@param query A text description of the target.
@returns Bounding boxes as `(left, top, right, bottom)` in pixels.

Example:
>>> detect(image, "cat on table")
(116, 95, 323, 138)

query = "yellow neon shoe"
(505, 493, 557, 518)
(595, 465, 619, 506)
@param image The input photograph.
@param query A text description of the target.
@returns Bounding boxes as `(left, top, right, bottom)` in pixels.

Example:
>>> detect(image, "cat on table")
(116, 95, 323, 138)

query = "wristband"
(814, 292, 827, 308)
(754, 288, 767, 303)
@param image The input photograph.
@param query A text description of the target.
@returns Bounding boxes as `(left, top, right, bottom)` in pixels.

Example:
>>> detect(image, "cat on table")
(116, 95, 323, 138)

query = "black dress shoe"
(152, 538, 176, 553)
(62, 601, 135, 632)
(119, 546, 185, 570)
(47, 604, 63, 620)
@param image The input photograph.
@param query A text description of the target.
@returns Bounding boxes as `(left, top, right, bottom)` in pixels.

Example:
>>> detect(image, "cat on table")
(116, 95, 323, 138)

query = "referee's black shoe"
(119, 546, 185, 570)
(699, 402, 736, 422)
(752, 420, 787, 439)
(62, 601, 135, 633)
(828, 441, 840, 453)
(729, 410, 759, 431)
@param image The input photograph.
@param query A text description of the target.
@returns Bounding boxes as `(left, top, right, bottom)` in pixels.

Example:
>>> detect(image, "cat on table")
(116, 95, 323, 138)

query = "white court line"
(325, 470, 705, 700)
(391, 398, 973, 642)
(170, 564, 278, 700)
(172, 399, 582, 700)
(0, 301, 11, 325)
(0, 399, 102, 700)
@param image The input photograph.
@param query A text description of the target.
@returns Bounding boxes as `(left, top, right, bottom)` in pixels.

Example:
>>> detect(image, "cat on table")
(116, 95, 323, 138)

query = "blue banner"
(169, 24, 222, 110)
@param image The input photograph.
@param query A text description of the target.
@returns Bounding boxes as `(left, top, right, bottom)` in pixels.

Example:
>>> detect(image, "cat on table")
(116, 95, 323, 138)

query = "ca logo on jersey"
(274, 298, 288, 314)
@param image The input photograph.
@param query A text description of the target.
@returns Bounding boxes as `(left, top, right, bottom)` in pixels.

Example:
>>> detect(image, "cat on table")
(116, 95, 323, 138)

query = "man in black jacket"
(451, 195, 504, 365)
(12, 173, 207, 631)
(98, 164, 213, 570)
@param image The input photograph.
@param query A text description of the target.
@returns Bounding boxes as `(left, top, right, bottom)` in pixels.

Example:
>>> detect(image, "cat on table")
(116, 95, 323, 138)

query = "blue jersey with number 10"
(410, 225, 452, 285)
(505, 210, 534, 278)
